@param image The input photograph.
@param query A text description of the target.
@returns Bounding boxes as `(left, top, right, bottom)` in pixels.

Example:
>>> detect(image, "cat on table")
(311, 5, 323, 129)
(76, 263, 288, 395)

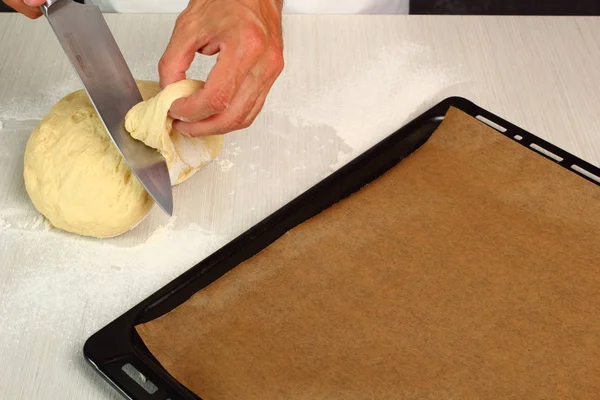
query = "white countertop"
(1, 14, 599, 400)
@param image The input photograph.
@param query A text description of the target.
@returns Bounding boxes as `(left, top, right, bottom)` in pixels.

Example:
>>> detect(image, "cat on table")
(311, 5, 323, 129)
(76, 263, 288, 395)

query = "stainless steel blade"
(42, 0, 173, 216)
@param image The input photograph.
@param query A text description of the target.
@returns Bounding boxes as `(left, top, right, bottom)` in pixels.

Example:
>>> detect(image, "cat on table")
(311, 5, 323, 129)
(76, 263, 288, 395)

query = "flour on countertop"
(144, 215, 177, 244)
(218, 158, 235, 172)
(0, 217, 226, 347)
(0, 79, 80, 121)
(222, 143, 243, 158)
(291, 165, 307, 172)
(267, 41, 462, 170)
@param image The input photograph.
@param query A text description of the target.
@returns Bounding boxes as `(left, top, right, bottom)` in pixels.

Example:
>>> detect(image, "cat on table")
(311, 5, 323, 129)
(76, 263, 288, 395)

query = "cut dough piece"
(24, 80, 222, 238)
(126, 80, 224, 185)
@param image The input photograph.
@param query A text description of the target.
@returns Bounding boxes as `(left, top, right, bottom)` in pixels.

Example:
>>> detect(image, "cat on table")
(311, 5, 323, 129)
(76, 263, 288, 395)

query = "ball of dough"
(24, 80, 223, 238)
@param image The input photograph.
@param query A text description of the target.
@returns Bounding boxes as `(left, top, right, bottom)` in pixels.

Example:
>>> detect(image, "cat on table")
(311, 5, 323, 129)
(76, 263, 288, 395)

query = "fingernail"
(172, 121, 188, 136)
(169, 111, 190, 123)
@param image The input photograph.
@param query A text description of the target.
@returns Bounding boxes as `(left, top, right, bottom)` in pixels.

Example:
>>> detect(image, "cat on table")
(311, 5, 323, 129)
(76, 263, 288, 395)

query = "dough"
(125, 80, 223, 185)
(24, 80, 223, 238)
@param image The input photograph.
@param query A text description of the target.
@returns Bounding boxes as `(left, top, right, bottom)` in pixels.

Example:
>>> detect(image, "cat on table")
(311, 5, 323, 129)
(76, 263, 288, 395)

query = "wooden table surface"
(0, 14, 599, 400)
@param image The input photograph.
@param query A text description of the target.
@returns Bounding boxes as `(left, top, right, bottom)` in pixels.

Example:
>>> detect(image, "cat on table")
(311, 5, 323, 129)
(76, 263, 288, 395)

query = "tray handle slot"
(529, 143, 564, 162)
(476, 114, 507, 132)
(571, 164, 600, 184)
(93, 357, 182, 400)
(122, 363, 160, 396)
(475, 111, 568, 165)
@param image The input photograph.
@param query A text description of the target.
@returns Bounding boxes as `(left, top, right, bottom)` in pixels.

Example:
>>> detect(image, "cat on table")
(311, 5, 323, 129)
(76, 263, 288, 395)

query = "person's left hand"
(2, 0, 45, 19)
(159, 0, 285, 137)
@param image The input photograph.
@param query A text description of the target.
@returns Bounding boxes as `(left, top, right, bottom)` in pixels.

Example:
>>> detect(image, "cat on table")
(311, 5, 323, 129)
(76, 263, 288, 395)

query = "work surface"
(0, 14, 599, 400)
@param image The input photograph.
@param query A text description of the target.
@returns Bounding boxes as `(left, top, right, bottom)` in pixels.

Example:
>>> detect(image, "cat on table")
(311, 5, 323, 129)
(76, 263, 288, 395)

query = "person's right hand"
(159, 0, 284, 137)
(2, 0, 45, 19)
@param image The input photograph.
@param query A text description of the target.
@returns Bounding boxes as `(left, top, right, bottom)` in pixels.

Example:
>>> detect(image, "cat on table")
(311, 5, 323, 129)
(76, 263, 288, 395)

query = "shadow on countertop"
(411, 0, 600, 15)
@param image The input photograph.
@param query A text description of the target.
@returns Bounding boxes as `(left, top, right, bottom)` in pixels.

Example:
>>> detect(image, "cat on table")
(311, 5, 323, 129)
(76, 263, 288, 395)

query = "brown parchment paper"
(136, 108, 600, 400)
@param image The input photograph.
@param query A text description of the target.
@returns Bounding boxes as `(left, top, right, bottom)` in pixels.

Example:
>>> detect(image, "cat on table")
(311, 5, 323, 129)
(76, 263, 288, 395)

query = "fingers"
(172, 58, 279, 137)
(168, 44, 260, 123)
(171, 41, 283, 136)
(242, 86, 270, 127)
(172, 70, 262, 136)
(4, 0, 44, 18)
(158, 19, 202, 89)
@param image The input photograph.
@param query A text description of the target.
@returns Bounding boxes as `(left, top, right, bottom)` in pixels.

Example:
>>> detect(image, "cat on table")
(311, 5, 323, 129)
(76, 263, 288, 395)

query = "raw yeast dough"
(23, 80, 223, 238)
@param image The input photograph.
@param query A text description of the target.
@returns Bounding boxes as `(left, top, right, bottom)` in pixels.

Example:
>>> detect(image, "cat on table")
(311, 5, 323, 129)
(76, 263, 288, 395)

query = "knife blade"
(41, 0, 173, 216)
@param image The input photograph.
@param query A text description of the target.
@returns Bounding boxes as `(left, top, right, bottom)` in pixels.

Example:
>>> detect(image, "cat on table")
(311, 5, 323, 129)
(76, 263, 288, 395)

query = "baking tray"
(83, 97, 600, 400)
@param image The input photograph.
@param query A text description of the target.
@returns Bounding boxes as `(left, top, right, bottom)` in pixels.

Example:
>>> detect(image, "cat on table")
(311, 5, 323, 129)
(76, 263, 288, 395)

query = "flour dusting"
(144, 215, 178, 244)
(0, 219, 226, 346)
(0, 78, 80, 121)
(218, 158, 235, 172)
(268, 41, 462, 171)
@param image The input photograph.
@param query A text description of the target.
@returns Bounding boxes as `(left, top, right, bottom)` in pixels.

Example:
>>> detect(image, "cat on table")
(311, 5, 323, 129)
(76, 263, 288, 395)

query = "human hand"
(158, 0, 284, 136)
(2, 0, 45, 19)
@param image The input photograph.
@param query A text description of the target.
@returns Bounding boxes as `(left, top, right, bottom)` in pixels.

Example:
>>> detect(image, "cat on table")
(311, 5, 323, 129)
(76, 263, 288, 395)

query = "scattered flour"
(0, 120, 4, 131)
(218, 158, 235, 172)
(144, 215, 178, 244)
(0, 79, 80, 121)
(0, 216, 226, 346)
(30, 215, 45, 230)
(266, 41, 462, 171)
(222, 145, 242, 158)
(291, 165, 307, 172)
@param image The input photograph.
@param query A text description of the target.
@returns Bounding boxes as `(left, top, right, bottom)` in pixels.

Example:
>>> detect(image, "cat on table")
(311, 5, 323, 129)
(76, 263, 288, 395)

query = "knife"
(41, 0, 173, 216)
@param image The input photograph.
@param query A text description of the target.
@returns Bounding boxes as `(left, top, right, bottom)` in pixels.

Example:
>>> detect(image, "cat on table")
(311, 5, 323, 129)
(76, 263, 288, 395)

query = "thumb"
(24, 0, 46, 6)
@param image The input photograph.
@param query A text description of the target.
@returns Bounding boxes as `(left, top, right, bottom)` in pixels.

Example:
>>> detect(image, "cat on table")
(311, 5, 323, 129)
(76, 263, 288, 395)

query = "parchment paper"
(137, 107, 600, 399)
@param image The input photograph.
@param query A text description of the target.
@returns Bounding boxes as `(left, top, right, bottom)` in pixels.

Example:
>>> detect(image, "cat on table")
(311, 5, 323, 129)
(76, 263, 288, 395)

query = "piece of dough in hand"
(24, 79, 222, 238)
(126, 80, 224, 185)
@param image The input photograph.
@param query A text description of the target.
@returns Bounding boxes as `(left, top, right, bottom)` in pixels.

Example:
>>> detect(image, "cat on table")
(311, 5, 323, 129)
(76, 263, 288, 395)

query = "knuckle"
(174, 12, 197, 35)
(174, 10, 189, 26)
(208, 90, 231, 113)
(243, 25, 268, 54)
(227, 113, 249, 131)
(157, 57, 169, 75)
(239, 118, 253, 130)
(267, 48, 285, 75)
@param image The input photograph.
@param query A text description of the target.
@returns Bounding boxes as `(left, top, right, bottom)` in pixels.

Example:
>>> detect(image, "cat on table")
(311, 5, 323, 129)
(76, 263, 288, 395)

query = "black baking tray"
(83, 97, 600, 400)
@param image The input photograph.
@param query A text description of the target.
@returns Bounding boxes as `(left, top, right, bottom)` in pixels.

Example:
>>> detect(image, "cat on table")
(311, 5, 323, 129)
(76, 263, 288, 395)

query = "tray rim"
(82, 96, 600, 400)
